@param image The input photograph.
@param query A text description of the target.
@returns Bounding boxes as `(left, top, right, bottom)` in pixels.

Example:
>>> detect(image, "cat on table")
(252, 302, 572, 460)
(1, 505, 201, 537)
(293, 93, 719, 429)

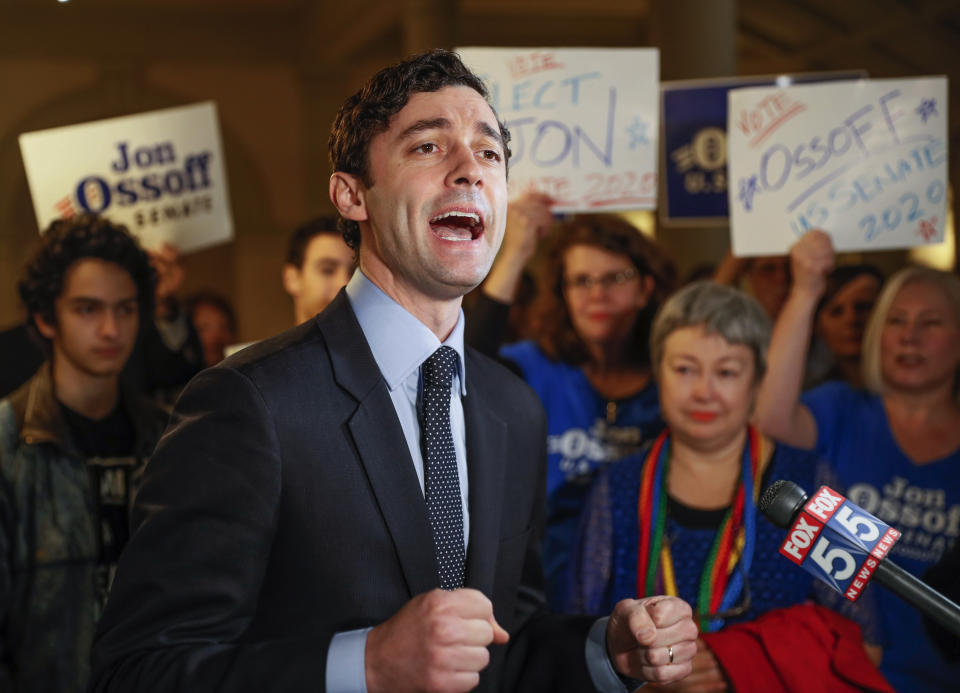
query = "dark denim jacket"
(0, 364, 167, 693)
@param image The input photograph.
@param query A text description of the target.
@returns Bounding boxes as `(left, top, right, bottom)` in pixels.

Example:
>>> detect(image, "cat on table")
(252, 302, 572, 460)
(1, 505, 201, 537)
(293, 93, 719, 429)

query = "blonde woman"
(756, 230, 960, 693)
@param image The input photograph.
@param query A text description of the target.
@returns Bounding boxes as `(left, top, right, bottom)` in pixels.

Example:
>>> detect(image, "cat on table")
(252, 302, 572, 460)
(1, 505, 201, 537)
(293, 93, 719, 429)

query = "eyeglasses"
(563, 268, 640, 292)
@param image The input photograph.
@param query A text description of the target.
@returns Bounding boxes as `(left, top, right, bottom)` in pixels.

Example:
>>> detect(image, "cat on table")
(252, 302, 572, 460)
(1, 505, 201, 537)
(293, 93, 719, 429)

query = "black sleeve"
(501, 395, 599, 693)
(464, 292, 512, 359)
(923, 542, 960, 661)
(122, 318, 203, 394)
(89, 367, 332, 692)
(0, 325, 43, 399)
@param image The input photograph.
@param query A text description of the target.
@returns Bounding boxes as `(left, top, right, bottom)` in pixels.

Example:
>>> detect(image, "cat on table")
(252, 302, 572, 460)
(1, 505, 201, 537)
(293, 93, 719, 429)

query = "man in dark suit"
(89, 50, 698, 693)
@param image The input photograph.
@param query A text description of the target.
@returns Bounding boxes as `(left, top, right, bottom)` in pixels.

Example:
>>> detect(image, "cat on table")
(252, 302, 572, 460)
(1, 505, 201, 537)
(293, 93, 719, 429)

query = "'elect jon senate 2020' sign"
(458, 47, 659, 213)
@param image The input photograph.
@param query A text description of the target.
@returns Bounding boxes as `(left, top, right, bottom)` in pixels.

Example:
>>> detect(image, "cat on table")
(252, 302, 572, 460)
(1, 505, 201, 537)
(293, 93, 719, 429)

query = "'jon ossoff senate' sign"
(728, 77, 948, 256)
(19, 102, 233, 252)
(458, 47, 659, 213)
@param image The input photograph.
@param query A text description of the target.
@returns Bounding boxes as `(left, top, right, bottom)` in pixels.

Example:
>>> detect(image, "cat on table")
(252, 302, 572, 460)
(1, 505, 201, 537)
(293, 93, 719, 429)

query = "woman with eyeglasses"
(570, 282, 890, 692)
(494, 214, 675, 611)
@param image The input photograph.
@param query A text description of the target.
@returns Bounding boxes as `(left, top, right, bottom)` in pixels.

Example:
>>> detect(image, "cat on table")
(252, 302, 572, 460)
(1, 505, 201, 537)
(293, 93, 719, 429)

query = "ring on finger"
(667, 645, 674, 664)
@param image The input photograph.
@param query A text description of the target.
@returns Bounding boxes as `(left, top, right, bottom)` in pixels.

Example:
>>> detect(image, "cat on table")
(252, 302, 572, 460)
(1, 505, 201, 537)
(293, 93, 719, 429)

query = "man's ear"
(282, 264, 301, 298)
(329, 172, 368, 222)
(33, 312, 56, 340)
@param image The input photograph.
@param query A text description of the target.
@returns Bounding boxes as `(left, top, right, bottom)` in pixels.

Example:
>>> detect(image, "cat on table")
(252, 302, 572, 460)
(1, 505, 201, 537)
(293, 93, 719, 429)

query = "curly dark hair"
(285, 215, 343, 268)
(18, 214, 156, 344)
(328, 48, 511, 249)
(528, 215, 676, 368)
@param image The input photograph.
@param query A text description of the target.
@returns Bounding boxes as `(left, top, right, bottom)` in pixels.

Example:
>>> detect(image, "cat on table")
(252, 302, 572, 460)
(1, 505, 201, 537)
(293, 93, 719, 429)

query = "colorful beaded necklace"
(636, 426, 764, 631)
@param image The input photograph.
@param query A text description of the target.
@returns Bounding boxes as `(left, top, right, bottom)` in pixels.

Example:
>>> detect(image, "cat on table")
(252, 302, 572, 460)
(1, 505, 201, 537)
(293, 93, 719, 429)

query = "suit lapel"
(463, 351, 507, 597)
(318, 292, 438, 597)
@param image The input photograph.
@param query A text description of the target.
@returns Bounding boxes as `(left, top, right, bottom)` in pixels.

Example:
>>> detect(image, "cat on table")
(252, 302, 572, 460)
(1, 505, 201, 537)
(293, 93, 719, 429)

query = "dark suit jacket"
(89, 292, 596, 692)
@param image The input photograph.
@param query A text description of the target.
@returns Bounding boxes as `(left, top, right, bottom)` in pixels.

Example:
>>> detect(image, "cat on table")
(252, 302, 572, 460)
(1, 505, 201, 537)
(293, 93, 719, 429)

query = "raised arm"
(466, 192, 554, 357)
(754, 230, 835, 449)
(482, 192, 554, 304)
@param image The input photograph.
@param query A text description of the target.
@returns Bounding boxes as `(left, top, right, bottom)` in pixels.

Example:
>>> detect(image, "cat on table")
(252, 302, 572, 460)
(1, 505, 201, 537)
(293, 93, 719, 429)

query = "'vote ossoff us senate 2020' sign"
(728, 77, 948, 256)
(457, 47, 659, 213)
(19, 102, 233, 253)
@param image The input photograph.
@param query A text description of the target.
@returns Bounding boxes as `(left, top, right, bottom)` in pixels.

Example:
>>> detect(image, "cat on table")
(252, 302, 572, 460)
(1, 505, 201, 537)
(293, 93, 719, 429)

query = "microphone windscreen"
(759, 479, 809, 528)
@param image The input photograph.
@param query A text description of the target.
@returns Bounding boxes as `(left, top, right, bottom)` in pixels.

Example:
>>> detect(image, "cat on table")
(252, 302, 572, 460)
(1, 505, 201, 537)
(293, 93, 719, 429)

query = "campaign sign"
(779, 486, 901, 601)
(19, 102, 233, 252)
(661, 71, 865, 225)
(728, 77, 948, 256)
(458, 47, 659, 212)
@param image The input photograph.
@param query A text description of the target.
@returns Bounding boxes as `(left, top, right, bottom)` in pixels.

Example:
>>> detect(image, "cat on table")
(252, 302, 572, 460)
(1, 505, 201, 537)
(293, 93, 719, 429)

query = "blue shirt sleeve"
(801, 380, 856, 459)
(325, 627, 372, 692)
(328, 622, 625, 691)
(586, 617, 642, 693)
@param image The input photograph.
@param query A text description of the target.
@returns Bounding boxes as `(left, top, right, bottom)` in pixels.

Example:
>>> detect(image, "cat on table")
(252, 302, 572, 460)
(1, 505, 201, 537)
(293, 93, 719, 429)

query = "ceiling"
(1, 0, 957, 149)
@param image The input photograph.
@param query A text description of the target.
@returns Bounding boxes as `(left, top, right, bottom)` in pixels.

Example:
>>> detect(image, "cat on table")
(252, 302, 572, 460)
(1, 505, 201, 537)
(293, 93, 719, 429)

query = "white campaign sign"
(458, 47, 659, 212)
(19, 102, 233, 252)
(728, 77, 948, 256)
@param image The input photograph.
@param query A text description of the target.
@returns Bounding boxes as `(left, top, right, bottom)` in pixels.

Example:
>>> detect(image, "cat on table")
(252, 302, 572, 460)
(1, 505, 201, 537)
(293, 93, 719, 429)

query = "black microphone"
(760, 479, 960, 639)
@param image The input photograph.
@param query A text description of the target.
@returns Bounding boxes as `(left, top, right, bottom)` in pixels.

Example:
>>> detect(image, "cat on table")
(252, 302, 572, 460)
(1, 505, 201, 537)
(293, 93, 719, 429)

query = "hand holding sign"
(149, 243, 185, 320)
(728, 78, 948, 256)
(788, 229, 835, 300)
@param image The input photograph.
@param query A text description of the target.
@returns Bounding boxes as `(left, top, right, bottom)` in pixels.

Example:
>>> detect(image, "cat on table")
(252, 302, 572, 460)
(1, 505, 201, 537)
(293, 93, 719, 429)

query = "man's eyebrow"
(66, 296, 137, 306)
(397, 118, 451, 141)
(396, 117, 505, 150)
(476, 121, 505, 150)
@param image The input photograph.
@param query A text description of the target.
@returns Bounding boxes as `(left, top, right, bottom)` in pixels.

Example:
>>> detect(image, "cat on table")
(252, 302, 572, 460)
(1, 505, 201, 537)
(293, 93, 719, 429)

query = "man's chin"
(80, 357, 128, 379)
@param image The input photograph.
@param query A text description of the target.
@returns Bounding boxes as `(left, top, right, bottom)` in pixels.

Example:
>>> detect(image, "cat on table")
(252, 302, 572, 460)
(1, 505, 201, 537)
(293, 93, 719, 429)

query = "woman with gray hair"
(570, 282, 887, 692)
(756, 230, 960, 693)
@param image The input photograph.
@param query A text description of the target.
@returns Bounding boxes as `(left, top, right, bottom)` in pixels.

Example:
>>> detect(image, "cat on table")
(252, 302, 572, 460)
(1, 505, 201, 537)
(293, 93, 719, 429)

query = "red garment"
(701, 604, 893, 692)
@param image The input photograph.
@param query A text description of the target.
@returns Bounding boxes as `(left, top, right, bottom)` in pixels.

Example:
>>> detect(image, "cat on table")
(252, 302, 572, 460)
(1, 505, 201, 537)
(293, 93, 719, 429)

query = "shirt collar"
(345, 269, 466, 395)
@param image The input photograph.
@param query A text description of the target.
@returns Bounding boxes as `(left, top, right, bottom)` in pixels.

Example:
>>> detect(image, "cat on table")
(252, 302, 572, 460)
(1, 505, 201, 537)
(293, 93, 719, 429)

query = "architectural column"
(650, 0, 739, 278)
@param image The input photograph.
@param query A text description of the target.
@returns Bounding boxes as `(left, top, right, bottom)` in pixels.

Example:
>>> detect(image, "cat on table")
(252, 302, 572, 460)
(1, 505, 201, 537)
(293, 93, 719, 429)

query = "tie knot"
(422, 346, 458, 390)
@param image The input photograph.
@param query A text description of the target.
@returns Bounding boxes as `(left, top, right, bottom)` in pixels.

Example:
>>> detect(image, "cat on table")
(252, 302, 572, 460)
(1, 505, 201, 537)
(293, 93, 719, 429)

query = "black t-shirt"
(60, 400, 139, 610)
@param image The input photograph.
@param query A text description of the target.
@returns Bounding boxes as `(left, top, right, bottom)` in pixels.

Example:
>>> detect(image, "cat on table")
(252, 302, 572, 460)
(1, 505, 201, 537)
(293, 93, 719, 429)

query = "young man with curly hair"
(0, 214, 169, 693)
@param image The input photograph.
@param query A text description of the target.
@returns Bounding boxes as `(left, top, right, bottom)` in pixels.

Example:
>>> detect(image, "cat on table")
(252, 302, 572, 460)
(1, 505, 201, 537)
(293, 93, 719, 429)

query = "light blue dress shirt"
(325, 270, 633, 693)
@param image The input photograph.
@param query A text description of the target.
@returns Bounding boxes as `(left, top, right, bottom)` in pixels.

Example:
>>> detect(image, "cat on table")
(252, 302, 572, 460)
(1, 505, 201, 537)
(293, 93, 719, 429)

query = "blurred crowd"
(1, 190, 958, 691)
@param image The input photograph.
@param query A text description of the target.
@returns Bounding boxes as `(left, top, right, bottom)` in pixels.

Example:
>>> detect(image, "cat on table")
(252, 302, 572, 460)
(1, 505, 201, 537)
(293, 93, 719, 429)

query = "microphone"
(759, 480, 960, 639)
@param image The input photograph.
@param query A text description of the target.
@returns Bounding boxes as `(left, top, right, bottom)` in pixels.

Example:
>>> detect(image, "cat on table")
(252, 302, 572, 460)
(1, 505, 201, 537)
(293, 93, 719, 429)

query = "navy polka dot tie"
(420, 346, 465, 590)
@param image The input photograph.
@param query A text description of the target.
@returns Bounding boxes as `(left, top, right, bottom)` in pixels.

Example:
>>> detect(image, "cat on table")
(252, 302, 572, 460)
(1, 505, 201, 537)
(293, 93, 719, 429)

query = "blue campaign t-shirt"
(803, 381, 960, 693)
(500, 340, 664, 609)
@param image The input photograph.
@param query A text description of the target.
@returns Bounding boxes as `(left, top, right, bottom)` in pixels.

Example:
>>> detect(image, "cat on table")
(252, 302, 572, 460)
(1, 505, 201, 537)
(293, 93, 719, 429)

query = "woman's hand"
(753, 232, 827, 449)
(789, 229, 835, 301)
(149, 242, 185, 320)
(482, 192, 554, 303)
(643, 638, 728, 693)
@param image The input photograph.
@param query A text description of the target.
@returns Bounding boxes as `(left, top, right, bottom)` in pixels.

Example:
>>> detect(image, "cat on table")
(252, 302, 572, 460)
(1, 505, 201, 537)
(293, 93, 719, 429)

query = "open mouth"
(429, 209, 484, 241)
(895, 354, 925, 367)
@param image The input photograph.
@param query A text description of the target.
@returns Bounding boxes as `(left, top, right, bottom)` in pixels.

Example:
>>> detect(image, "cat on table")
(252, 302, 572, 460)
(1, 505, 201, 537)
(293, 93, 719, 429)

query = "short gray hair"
(650, 281, 772, 381)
